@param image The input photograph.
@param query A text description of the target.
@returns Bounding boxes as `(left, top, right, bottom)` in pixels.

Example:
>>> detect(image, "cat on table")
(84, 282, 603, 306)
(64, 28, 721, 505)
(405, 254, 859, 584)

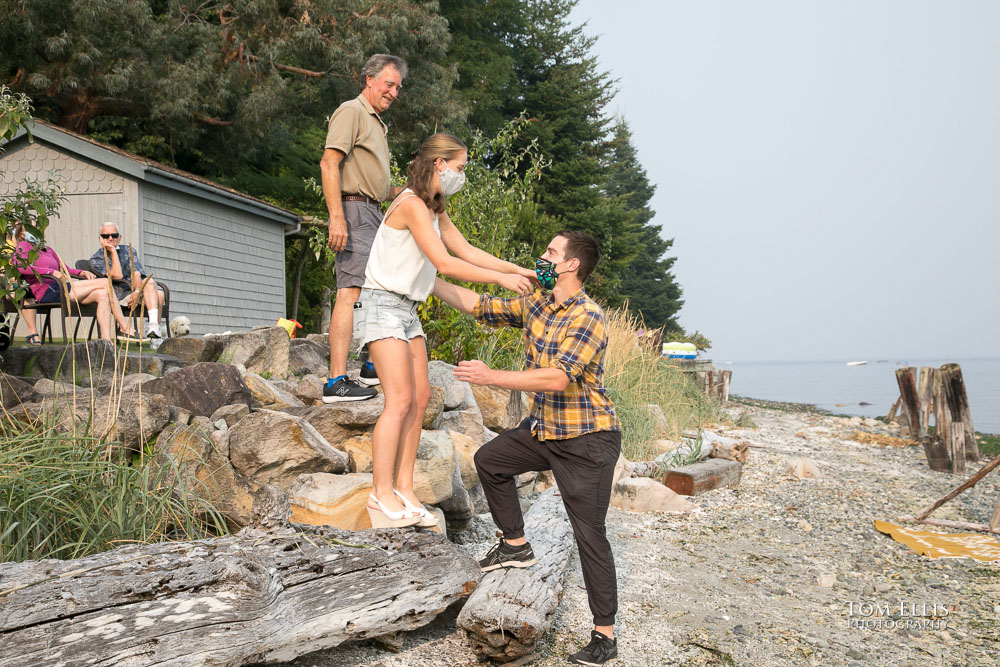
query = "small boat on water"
(846, 360, 868, 366)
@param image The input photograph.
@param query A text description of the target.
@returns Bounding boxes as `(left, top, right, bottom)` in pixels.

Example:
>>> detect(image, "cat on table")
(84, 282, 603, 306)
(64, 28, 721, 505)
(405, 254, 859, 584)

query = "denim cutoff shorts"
(353, 287, 425, 352)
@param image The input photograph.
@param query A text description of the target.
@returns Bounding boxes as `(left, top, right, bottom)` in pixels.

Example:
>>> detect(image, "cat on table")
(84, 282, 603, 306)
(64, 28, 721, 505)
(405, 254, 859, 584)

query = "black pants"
(474, 421, 622, 626)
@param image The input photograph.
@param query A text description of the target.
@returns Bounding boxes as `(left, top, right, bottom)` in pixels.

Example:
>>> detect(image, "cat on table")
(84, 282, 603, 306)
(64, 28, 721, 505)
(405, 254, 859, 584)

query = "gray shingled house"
(0, 121, 300, 337)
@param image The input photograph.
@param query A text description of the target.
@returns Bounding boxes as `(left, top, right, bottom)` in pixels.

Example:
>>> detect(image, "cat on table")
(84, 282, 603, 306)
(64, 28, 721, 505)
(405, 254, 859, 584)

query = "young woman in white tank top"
(356, 133, 535, 528)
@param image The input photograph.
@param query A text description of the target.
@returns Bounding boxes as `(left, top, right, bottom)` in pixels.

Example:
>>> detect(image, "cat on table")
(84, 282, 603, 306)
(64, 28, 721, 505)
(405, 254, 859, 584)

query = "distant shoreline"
(728, 394, 999, 438)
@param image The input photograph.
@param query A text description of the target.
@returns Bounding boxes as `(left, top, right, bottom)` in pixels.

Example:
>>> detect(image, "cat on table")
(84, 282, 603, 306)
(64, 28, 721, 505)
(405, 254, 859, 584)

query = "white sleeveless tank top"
(363, 189, 440, 302)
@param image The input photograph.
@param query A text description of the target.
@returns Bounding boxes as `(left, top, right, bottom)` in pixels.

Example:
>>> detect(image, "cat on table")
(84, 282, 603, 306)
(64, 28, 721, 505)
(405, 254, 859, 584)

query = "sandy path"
(271, 404, 1000, 666)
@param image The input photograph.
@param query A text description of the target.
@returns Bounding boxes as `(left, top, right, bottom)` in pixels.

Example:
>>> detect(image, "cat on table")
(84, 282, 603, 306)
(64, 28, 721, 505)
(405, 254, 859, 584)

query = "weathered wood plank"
(918, 366, 935, 433)
(933, 367, 960, 473)
(914, 454, 1000, 521)
(0, 525, 478, 666)
(661, 459, 743, 496)
(457, 488, 575, 662)
(895, 367, 921, 438)
(941, 363, 980, 463)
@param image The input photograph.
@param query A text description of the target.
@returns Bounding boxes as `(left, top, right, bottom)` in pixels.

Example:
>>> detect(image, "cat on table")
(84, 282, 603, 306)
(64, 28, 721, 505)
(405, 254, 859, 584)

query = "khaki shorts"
(334, 199, 382, 289)
(353, 288, 425, 352)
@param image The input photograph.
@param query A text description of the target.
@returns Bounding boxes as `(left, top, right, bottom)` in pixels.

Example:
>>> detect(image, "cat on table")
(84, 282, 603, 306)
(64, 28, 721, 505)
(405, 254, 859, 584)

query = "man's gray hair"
(360, 54, 407, 84)
(100, 222, 120, 233)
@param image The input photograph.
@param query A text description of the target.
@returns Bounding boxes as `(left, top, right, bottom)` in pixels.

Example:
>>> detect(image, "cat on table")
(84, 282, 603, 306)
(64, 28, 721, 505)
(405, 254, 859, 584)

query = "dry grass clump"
(603, 307, 725, 461)
(848, 431, 919, 448)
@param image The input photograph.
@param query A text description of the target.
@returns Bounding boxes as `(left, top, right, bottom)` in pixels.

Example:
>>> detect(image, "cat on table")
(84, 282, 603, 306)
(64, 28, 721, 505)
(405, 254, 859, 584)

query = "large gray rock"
(423, 386, 445, 429)
(449, 429, 481, 490)
(437, 449, 474, 530)
(287, 472, 372, 531)
(229, 410, 348, 489)
(288, 339, 329, 376)
(611, 477, 697, 513)
(244, 373, 304, 410)
(414, 430, 457, 505)
(154, 421, 256, 527)
(294, 374, 325, 404)
(427, 361, 475, 410)
(209, 403, 250, 428)
(470, 384, 510, 431)
(214, 327, 290, 378)
(157, 336, 223, 364)
(0, 340, 184, 381)
(33, 378, 82, 396)
(19, 392, 170, 450)
(433, 408, 484, 446)
(0, 373, 40, 408)
(283, 397, 385, 446)
(120, 373, 158, 392)
(142, 362, 251, 417)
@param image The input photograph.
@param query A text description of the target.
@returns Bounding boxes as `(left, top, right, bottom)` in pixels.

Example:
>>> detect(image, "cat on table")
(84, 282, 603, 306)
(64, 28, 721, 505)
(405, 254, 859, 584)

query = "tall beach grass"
(0, 354, 228, 564)
(603, 307, 726, 461)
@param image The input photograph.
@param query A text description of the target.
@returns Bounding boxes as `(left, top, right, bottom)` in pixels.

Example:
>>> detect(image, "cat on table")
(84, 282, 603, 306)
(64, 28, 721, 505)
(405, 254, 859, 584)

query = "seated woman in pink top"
(13, 224, 135, 343)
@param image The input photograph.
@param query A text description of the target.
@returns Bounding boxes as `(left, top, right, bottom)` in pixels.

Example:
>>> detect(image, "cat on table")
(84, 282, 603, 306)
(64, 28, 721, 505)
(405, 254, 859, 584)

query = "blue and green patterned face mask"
(535, 257, 559, 290)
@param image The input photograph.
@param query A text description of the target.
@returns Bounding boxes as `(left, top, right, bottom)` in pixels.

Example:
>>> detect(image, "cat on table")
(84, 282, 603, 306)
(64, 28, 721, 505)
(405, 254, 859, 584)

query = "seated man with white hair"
(89, 222, 166, 340)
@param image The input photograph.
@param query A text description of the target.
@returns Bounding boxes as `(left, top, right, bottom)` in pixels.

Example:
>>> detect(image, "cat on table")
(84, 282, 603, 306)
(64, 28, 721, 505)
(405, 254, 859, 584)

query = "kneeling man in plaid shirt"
(433, 230, 621, 666)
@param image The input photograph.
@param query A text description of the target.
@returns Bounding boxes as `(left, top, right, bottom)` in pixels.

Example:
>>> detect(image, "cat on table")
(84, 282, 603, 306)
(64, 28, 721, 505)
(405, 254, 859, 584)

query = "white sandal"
(366, 493, 420, 529)
(394, 489, 439, 528)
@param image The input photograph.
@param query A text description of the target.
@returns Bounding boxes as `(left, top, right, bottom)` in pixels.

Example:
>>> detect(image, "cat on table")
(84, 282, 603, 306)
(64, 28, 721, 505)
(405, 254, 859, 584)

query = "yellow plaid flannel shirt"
(473, 287, 620, 441)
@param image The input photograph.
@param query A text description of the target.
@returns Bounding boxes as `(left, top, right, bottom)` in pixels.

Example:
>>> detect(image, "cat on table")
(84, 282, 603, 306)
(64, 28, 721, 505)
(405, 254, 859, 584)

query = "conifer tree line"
(1, 0, 685, 332)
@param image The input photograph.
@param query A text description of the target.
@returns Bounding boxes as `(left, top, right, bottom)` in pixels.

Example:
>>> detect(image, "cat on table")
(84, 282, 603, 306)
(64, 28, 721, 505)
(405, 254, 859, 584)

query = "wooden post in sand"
(918, 366, 935, 433)
(717, 370, 732, 404)
(940, 363, 980, 463)
(932, 369, 959, 472)
(894, 367, 922, 437)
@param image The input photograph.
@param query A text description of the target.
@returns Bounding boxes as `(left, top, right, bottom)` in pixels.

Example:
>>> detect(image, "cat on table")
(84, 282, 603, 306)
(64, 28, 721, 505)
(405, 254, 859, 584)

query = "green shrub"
(421, 116, 546, 366)
(0, 421, 227, 563)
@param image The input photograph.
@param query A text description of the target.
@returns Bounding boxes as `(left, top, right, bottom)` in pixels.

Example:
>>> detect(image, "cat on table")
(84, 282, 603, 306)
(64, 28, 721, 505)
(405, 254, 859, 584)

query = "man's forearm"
(486, 367, 569, 393)
(433, 277, 480, 314)
(457, 243, 529, 276)
(102, 248, 123, 280)
(321, 167, 344, 219)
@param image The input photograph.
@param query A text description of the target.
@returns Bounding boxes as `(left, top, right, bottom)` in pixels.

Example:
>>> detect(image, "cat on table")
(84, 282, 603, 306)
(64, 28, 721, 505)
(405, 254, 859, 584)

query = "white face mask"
(23, 231, 39, 244)
(438, 163, 466, 196)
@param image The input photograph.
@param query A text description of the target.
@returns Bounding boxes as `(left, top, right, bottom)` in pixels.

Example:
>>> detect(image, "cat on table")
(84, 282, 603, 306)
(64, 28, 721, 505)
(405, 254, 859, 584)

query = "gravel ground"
(274, 404, 1000, 666)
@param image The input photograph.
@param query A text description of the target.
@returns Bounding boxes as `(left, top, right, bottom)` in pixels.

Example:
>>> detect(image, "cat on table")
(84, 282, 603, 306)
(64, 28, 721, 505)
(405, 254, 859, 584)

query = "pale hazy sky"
(570, 1, 999, 362)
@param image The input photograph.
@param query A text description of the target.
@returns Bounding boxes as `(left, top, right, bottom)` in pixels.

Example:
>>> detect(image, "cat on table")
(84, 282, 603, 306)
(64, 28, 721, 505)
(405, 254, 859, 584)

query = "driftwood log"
(0, 505, 478, 666)
(457, 488, 574, 662)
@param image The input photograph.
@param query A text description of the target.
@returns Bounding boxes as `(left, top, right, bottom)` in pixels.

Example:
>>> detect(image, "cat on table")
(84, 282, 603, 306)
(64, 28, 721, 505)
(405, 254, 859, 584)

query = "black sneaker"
(322, 376, 377, 403)
(568, 630, 618, 665)
(359, 360, 380, 387)
(478, 538, 537, 572)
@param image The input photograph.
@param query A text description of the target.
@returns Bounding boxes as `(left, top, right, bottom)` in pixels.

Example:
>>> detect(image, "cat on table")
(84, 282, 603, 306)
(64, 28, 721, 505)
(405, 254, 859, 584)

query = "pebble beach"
(274, 402, 1000, 666)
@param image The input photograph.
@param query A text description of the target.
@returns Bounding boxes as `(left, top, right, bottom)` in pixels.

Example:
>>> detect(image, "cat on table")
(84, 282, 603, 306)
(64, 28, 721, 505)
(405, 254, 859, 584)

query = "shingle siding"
(141, 184, 286, 332)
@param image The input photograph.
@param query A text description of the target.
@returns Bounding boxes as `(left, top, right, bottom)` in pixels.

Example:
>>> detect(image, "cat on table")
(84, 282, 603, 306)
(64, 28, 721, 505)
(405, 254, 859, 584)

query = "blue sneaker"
(359, 360, 380, 387)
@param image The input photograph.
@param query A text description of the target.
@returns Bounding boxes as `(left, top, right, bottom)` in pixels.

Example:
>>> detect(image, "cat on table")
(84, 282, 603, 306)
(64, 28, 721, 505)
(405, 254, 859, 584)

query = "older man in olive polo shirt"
(320, 54, 407, 403)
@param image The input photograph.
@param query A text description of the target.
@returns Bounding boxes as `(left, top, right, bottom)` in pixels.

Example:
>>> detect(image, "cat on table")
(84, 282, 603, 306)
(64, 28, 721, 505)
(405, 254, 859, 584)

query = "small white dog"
(169, 315, 191, 337)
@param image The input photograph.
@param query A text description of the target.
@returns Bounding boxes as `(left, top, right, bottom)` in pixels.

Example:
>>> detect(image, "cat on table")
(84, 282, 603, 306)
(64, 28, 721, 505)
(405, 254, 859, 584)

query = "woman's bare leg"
(368, 336, 415, 514)
(68, 280, 133, 339)
(393, 336, 431, 508)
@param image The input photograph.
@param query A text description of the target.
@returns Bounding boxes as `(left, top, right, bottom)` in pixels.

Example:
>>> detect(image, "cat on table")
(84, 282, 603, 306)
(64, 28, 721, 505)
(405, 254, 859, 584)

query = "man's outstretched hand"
(454, 360, 494, 386)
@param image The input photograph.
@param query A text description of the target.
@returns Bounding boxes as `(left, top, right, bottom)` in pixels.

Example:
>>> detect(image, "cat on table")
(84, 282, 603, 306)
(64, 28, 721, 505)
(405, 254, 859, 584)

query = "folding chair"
(75, 260, 172, 341)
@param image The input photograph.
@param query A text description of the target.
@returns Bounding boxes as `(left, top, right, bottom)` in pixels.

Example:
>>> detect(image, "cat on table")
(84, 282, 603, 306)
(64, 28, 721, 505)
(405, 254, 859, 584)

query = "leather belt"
(342, 194, 380, 206)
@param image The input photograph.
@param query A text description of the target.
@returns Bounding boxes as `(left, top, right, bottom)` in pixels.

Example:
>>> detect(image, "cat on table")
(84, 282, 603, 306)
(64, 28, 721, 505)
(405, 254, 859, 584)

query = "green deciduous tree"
(0, 86, 64, 305)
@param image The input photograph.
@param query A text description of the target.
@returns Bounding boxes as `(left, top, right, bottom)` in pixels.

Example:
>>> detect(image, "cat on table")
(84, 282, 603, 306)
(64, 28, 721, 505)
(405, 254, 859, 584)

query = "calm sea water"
(727, 358, 1000, 434)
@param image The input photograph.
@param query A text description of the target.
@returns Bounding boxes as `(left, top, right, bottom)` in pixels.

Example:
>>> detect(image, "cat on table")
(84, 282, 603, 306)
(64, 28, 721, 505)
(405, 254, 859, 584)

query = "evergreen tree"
(602, 119, 683, 329)
(0, 0, 465, 176)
